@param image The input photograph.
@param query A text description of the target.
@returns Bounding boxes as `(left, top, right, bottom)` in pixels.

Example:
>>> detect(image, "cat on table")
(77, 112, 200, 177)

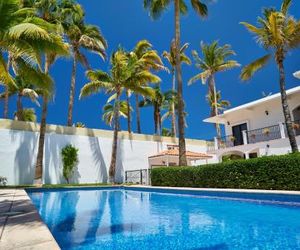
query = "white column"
(245, 152, 250, 159)
(214, 137, 219, 150)
(242, 130, 248, 145)
(279, 122, 286, 139)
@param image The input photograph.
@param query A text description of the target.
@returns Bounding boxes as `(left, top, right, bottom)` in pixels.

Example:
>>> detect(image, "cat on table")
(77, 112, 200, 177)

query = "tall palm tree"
(0, 0, 62, 119)
(129, 40, 164, 134)
(144, 0, 208, 165)
(240, 0, 300, 153)
(27, 0, 70, 184)
(80, 49, 158, 183)
(189, 41, 240, 138)
(59, 0, 107, 126)
(162, 40, 191, 137)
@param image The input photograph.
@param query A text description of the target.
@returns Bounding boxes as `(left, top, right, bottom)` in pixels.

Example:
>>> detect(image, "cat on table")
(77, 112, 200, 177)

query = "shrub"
(61, 145, 79, 184)
(151, 154, 300, 190)
(0, 176, 7, 186)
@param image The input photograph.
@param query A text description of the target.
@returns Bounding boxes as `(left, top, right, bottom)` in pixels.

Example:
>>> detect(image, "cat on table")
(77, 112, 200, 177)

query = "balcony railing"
(206, 139, 216, 152)
(218, 135, 235, 149)
(246, 124, 281, 144)
(207, 121, 300, 152)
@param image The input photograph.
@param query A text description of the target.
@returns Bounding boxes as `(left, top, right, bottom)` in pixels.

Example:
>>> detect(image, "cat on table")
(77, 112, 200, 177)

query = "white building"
(204, 86, 300, 161)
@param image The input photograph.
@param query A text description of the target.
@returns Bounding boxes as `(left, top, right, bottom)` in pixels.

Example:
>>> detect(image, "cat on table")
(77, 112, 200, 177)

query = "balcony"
(207, 120, 300, 152)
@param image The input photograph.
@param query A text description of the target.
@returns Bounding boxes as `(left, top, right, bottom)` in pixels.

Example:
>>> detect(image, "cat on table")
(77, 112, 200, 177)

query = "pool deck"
(0, 189, 60, 250)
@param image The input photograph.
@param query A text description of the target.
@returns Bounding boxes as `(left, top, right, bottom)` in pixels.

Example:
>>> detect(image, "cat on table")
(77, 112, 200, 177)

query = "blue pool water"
(27, 187, 300, 250)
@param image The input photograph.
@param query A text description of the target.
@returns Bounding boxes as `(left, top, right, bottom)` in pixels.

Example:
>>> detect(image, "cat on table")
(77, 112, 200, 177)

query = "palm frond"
(80, 81, 113, 98)
(191, 0, 208, 17)
(240, 54, 271, 81)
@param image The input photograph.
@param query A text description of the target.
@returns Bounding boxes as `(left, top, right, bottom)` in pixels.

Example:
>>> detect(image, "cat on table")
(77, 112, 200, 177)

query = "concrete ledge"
(128, 185, 300, 195)
(0, 119, 206, 146)
(0, 189, 60, 250)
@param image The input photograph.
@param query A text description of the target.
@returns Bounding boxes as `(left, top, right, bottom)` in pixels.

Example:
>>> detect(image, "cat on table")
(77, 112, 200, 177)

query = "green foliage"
(0, 176, 7, 186)
(151, 154, 300, 190)
(61, 144, 79, 184)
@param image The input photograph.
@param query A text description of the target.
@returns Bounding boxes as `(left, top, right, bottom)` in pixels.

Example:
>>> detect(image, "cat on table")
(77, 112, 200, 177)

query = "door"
(232, 123, 248, 146)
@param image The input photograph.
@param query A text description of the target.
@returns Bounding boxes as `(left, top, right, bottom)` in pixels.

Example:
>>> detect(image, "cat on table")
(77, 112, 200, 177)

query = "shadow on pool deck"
(0, 189, 60, 250)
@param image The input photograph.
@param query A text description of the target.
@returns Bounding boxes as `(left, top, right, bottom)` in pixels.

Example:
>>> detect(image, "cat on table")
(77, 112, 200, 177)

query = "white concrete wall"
(0, 120, 213, 185)
(224, 92, 300, 136)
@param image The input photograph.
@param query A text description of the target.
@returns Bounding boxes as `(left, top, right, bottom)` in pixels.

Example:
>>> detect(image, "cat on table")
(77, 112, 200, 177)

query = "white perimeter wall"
(0, 120, 215, 185)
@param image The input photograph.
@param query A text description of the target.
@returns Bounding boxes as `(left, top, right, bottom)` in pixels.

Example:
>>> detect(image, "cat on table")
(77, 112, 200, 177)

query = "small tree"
(61, 145, 79, 184)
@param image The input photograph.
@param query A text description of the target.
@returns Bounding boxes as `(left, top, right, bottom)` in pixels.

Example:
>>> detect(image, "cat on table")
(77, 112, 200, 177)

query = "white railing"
(207, 122, 291, 152)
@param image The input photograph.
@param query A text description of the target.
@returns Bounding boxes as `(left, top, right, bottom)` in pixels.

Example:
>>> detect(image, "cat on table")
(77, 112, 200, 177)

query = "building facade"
(204, 86, 300, 161)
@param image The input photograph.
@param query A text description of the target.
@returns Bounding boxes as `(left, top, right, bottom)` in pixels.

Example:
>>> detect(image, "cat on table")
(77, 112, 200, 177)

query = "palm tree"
(80, 49, 157, 183)
(240, 0, 300, 152)
(162, 40, 191, 137)
(129, 40, 164, 134)
(144, 0, 208, 166)
(59, 0, 107, 126)
(27, 0, 70, 184)
(15, 108, 37, 122)
(0, 71, 49, 121)
(189, 41, 240, 138)
(0, 0, 63, 119)
(139, 86, 164, 135)
(206, 90, 230, 134)
(140, 87, 177, 135)
(102, 100, 131, 127)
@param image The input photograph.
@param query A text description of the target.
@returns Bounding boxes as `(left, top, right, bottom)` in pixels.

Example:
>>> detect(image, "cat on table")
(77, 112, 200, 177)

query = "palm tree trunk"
(109, 90, 121, 183)
(35, 95, 48, 183)
(154, 105, 158, 135)
(67, 55, 77, 126)
(210, 75, 221, 138)
(158, 107, 162, 136)
(34, 59, 50, 184)
(175, 0, 187, 166)
(126, 90, 131, 134)
(135, 94, 141, 134)
(277, 58, 298, 153)
(16, 94, 23, 121)
(4, 54, 11, 119)
(171, 69, 177, 137)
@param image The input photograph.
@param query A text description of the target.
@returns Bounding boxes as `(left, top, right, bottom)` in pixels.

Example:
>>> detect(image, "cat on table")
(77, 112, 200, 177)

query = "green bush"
(151, 154, 300, 190)
(0, 176, 7, 186)
(61, 144, 79, 184)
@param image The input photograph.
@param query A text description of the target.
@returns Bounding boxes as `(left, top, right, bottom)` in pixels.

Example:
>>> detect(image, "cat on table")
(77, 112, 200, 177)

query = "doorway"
(232, 123, 248, 146)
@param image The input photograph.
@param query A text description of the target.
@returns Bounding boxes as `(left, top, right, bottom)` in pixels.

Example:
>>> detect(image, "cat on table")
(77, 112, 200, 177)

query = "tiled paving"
(0, 189, 60, 250)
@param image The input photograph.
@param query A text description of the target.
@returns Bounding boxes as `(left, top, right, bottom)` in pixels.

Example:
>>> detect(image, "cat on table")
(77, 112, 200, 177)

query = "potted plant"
(263, 128, 270, 136)
(229, 136, 235, 142)
(292, 123, 300, 130)
(61, 144, 79, 184)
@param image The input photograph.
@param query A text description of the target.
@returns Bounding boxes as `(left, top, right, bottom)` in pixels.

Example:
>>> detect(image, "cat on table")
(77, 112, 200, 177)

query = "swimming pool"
(27, 187, 300, 250)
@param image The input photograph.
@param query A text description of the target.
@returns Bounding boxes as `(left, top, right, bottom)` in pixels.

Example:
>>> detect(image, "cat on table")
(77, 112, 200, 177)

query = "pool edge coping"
(0, 189, 60, 250)
(127, 185, 300, 196)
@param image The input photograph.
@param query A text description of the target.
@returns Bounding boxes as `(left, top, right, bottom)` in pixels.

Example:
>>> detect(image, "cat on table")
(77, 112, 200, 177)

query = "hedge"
(151, 153, 300, 190)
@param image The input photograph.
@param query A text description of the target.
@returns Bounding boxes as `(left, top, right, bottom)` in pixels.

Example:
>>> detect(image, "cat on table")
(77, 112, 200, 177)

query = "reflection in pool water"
(28, 188, 300, 250)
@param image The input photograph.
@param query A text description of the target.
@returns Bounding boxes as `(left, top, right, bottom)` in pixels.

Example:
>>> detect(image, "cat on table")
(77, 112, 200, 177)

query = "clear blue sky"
(2, 0, 300, 140)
